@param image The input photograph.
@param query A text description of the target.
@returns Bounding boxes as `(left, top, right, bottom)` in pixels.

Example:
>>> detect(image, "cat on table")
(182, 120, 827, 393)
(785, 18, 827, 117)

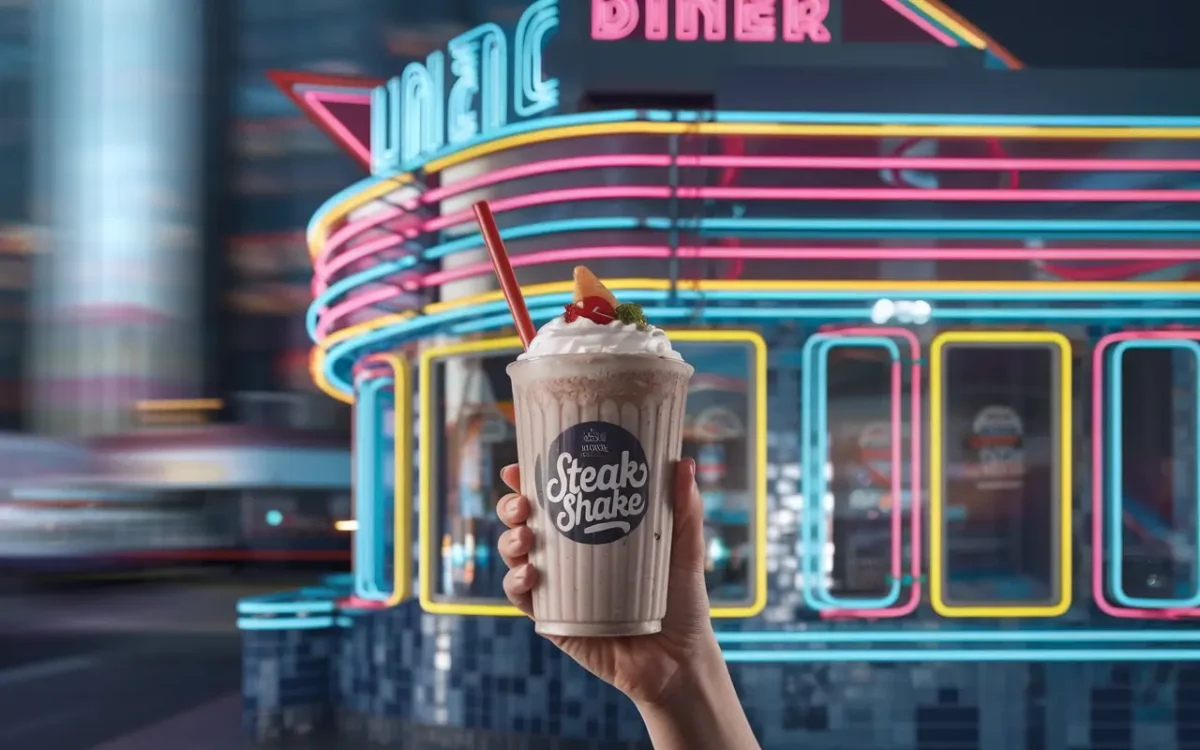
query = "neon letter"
(734, 0, 776, 41)
(515, 0, 560, 117)
(399, 52, 445, 165)
(676, 0, 728, 41)
(645, 0, 669, 40)
(592, 0, 639, 40)
(370, 78, 402, 175)
(782, 0, 830, 42)
(447, 24, 508, 145)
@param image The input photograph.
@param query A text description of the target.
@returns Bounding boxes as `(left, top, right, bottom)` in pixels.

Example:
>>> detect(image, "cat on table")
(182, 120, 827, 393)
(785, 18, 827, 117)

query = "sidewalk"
(93, 693, 249, 750)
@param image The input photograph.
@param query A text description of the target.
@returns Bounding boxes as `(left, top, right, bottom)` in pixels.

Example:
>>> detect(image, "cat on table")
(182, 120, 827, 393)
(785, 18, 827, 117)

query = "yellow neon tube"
(425, 122, 1200, 178)
(418, 337, 523, 616)
(908, 0, 987, 48)
(313, 278, 1197, 397)
(309, 348, 352, 404)
(418, 331, 769, 618)
(308, 174, 412, 260)
(134, 398, 223, 412)
(309, 311, 418, 404)
(376, 353, 414, 607)
(928, 330, 1073, 618)
(423, 279, 672, 315)
(685, 279, 1199, 293)
(335, 279, 1198, 351)
(428, 278, 1200, 317)
(309, 120, 1200, 259)
(324, 311, 417, 351)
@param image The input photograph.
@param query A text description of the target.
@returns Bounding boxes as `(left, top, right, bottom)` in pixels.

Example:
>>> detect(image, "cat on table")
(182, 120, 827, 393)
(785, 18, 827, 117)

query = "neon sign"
(592, 0, 831, 43)
(370, 0, 560, 175)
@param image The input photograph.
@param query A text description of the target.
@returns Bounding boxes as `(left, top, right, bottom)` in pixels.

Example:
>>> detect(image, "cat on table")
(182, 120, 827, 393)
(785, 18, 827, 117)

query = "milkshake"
(507, 267, 693, 637)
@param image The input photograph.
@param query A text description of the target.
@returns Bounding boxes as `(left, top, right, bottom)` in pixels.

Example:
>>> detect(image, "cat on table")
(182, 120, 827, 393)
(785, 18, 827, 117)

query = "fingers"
(503, 563, 537, 617)
(497, 525, 533, 569)
(669, 458, 707, 575)
(496, 492, 530, 528)
(500, 463, 521, 493)
(497, 465, 536, 617)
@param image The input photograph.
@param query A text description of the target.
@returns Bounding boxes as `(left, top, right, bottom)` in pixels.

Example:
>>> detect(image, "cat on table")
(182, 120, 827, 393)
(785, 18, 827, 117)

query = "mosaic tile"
(242, 372, 1200, 749)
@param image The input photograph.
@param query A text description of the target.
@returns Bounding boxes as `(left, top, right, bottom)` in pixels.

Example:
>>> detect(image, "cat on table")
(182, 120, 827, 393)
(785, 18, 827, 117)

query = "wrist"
(638, 633, 739, 724)
(639, 635, 729, 714)
(634, 639, 759, 750)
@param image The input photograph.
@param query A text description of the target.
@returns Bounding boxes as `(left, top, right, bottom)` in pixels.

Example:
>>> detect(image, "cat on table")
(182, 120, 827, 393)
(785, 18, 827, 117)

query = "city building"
(0, 0, 31, 431)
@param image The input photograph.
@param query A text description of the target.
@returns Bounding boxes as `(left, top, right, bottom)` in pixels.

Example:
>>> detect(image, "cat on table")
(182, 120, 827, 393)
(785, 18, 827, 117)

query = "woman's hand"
(496, 458, 762, 749)
(495, 458, 715, 707)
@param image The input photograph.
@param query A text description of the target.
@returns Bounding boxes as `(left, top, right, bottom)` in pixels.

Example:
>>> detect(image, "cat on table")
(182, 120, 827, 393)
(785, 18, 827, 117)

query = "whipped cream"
(518, 316, 682, 361)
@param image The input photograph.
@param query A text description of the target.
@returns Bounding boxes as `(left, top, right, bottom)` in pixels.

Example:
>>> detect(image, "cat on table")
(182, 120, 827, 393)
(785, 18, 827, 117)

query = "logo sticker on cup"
(534, 421, 650, 545)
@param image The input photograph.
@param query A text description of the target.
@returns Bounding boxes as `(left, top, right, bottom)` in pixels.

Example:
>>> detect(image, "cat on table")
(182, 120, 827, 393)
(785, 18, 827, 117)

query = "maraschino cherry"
(563, 295, 616, 324)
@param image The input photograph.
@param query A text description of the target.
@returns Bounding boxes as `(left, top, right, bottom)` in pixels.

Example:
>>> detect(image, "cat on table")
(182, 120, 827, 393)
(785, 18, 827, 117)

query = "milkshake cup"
(507, 267, 693, 637)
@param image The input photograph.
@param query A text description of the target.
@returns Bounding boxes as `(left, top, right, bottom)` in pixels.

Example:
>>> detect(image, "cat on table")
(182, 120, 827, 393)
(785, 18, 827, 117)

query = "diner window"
(419, 333, 765, 614)
(1104, 339, 1199, 608)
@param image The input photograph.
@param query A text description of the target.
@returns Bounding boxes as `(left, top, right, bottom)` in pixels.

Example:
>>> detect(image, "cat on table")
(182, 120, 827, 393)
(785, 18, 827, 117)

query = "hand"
(496, 458, 717, 708)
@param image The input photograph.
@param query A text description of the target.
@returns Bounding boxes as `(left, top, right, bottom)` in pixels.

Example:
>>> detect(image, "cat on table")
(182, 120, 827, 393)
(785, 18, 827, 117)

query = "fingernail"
(681, 458, 696, 482)
(508, 533, 523, 553)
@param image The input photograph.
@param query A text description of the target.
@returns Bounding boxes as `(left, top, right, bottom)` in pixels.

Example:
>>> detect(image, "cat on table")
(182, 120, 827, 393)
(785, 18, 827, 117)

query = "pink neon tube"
(316, 152, 1200, 271)
(314, 244, 1200, 339)
(815, 327, 923, 620)
(314, 246, 667, 338)
(303, 91, 372, 167)
(877, 0, 959, 46)
(1037, 260, 1188, 282)
(1092, 330, 1200, 620)
(426, 184, 1200, 242)
(316, 180, 1200, 288)
(326, 241, 1200, 295)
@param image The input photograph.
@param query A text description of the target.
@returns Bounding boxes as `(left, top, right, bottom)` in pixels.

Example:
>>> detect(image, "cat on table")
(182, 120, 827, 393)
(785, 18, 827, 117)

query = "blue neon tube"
(306, 217, 645, 340)
(680, 289, 1200, 303)
(709, 111, 1200, 127)
(800, 335, 903, 610)
(715, 629, 1200, 644)
(310, 214, 1200, 341)
(354, 376, 394, 602)
(309, 106, 1200, 237)
(320, 302, 1200, 397)
(720, 649, 1200, 663)
(1106, 338, 1200, 608)
(238, 617, 339, 631)
(811, 336, 906, 609)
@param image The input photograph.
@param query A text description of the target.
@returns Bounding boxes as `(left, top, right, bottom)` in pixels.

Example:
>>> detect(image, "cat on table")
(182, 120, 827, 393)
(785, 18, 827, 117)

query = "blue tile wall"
(241, 346, 1200, 749)
(243, 626, 338, 743)
(243, 607, 1200, 750)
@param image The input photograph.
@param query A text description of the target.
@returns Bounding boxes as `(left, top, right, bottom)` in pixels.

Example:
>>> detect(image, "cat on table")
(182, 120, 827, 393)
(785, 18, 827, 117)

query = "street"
(0, 576, 304, 750)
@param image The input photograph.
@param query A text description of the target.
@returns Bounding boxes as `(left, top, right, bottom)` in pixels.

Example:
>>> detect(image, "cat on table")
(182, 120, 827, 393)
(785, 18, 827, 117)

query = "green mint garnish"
(614, 302, 649, 331)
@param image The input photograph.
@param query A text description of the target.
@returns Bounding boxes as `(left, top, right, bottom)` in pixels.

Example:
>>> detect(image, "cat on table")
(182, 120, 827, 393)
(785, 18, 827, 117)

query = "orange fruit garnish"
(572, 265, 619, 308)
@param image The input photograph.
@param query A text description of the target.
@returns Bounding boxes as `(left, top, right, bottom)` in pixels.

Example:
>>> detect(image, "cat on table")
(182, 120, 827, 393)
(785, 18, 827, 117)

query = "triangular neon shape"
(268, 70, 381, 171)
(869, 0, 959, 47)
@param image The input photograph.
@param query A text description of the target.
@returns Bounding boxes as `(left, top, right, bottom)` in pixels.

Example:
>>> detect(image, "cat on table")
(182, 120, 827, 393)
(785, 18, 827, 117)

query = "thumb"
(669, 458, 707, 575)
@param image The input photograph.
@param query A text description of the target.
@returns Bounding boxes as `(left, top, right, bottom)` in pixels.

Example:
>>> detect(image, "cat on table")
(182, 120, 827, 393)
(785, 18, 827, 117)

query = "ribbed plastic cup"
(507, 352, 693, 637)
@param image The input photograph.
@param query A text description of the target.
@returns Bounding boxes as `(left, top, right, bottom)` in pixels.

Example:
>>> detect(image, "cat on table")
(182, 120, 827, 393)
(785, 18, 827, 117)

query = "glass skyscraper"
(0, 0, 32, 431)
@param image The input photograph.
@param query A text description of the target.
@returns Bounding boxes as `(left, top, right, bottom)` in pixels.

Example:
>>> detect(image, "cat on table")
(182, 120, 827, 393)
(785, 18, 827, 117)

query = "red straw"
(472, 200, 537, 349)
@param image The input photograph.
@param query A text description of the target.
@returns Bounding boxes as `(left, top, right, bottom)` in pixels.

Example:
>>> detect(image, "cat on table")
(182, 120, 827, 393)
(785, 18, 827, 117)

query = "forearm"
(636, 640, 761, 750)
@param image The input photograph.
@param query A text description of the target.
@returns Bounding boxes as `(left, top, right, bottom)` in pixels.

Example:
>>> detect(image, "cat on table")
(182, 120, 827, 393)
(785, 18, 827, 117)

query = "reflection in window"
(1113, 346, 1199, 603)
(681, 343, 755, 604)
(434, 355, 514, 599)
(821, 347, 907, 600)
(941, 345, 1058, 607)
(431, 341, 757, 603)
